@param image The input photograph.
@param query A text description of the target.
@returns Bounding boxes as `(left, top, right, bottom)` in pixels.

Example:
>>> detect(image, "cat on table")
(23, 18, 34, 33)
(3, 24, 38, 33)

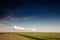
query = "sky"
(0, 0, 60, 32)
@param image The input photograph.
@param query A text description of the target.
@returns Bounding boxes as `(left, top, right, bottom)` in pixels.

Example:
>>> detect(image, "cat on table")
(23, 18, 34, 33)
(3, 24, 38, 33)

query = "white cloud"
(14, 26, 25, 30)
(0, 24, 60, 32)
(28, 28, 36, 32)
(13, 26, 36, 32)
(23, 16, 33, 20)
(2, 16, 34, 22)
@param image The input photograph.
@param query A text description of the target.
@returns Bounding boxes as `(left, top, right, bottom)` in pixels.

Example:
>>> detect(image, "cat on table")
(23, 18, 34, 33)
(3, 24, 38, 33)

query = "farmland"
(0, 32, 60, 40)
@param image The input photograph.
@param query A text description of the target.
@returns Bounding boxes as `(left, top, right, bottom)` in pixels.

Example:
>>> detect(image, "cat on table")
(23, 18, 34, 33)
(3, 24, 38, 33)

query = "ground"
(0, 33, 29, 40)
(0, 32, 60, 40)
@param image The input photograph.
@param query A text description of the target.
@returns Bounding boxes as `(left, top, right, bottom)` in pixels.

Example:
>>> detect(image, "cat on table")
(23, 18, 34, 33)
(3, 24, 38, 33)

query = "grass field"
(0, 32, 60, 40)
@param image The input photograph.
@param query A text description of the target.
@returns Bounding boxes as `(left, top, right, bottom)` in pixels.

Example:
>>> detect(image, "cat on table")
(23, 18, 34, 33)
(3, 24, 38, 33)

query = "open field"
(0, 32, 29, 40)
(0, 32, 60, 40)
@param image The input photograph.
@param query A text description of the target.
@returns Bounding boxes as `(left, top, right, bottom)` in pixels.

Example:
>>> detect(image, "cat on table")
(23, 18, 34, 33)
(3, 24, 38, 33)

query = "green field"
(0, 32, 60, 40)
(16, 32, 60, 40)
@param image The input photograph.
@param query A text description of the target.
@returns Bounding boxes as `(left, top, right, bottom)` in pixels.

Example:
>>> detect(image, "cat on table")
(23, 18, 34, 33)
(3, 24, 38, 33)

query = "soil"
(0, 33, 29, 40)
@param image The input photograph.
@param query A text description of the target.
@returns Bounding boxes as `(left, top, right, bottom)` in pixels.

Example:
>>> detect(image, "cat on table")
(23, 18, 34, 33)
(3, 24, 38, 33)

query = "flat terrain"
(0, 33, 29, 40)
(0, 32, 60, 40)
(16, 32, 60, 40)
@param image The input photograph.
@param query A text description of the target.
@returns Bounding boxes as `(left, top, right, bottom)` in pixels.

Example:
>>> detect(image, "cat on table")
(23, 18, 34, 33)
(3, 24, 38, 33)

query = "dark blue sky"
(0, 0, 59, 18)
(0, 0, 60, 32)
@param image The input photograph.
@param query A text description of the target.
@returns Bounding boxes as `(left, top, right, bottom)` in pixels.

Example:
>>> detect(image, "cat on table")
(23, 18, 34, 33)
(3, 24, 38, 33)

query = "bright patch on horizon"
(14, 26, 36, 32)
(14, 26, 24, 30)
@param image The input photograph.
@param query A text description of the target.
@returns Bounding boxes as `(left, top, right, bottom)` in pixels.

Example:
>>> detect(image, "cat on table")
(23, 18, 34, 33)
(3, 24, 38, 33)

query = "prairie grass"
(16, 32, 60, 40)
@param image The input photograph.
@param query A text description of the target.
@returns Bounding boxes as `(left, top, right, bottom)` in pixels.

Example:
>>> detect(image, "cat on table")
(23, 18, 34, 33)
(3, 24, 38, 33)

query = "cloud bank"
(14, 26, 36, 32)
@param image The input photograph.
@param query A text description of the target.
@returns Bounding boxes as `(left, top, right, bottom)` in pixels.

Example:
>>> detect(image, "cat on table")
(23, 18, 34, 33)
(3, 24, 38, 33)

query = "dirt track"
(0, 33, 29, 40)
